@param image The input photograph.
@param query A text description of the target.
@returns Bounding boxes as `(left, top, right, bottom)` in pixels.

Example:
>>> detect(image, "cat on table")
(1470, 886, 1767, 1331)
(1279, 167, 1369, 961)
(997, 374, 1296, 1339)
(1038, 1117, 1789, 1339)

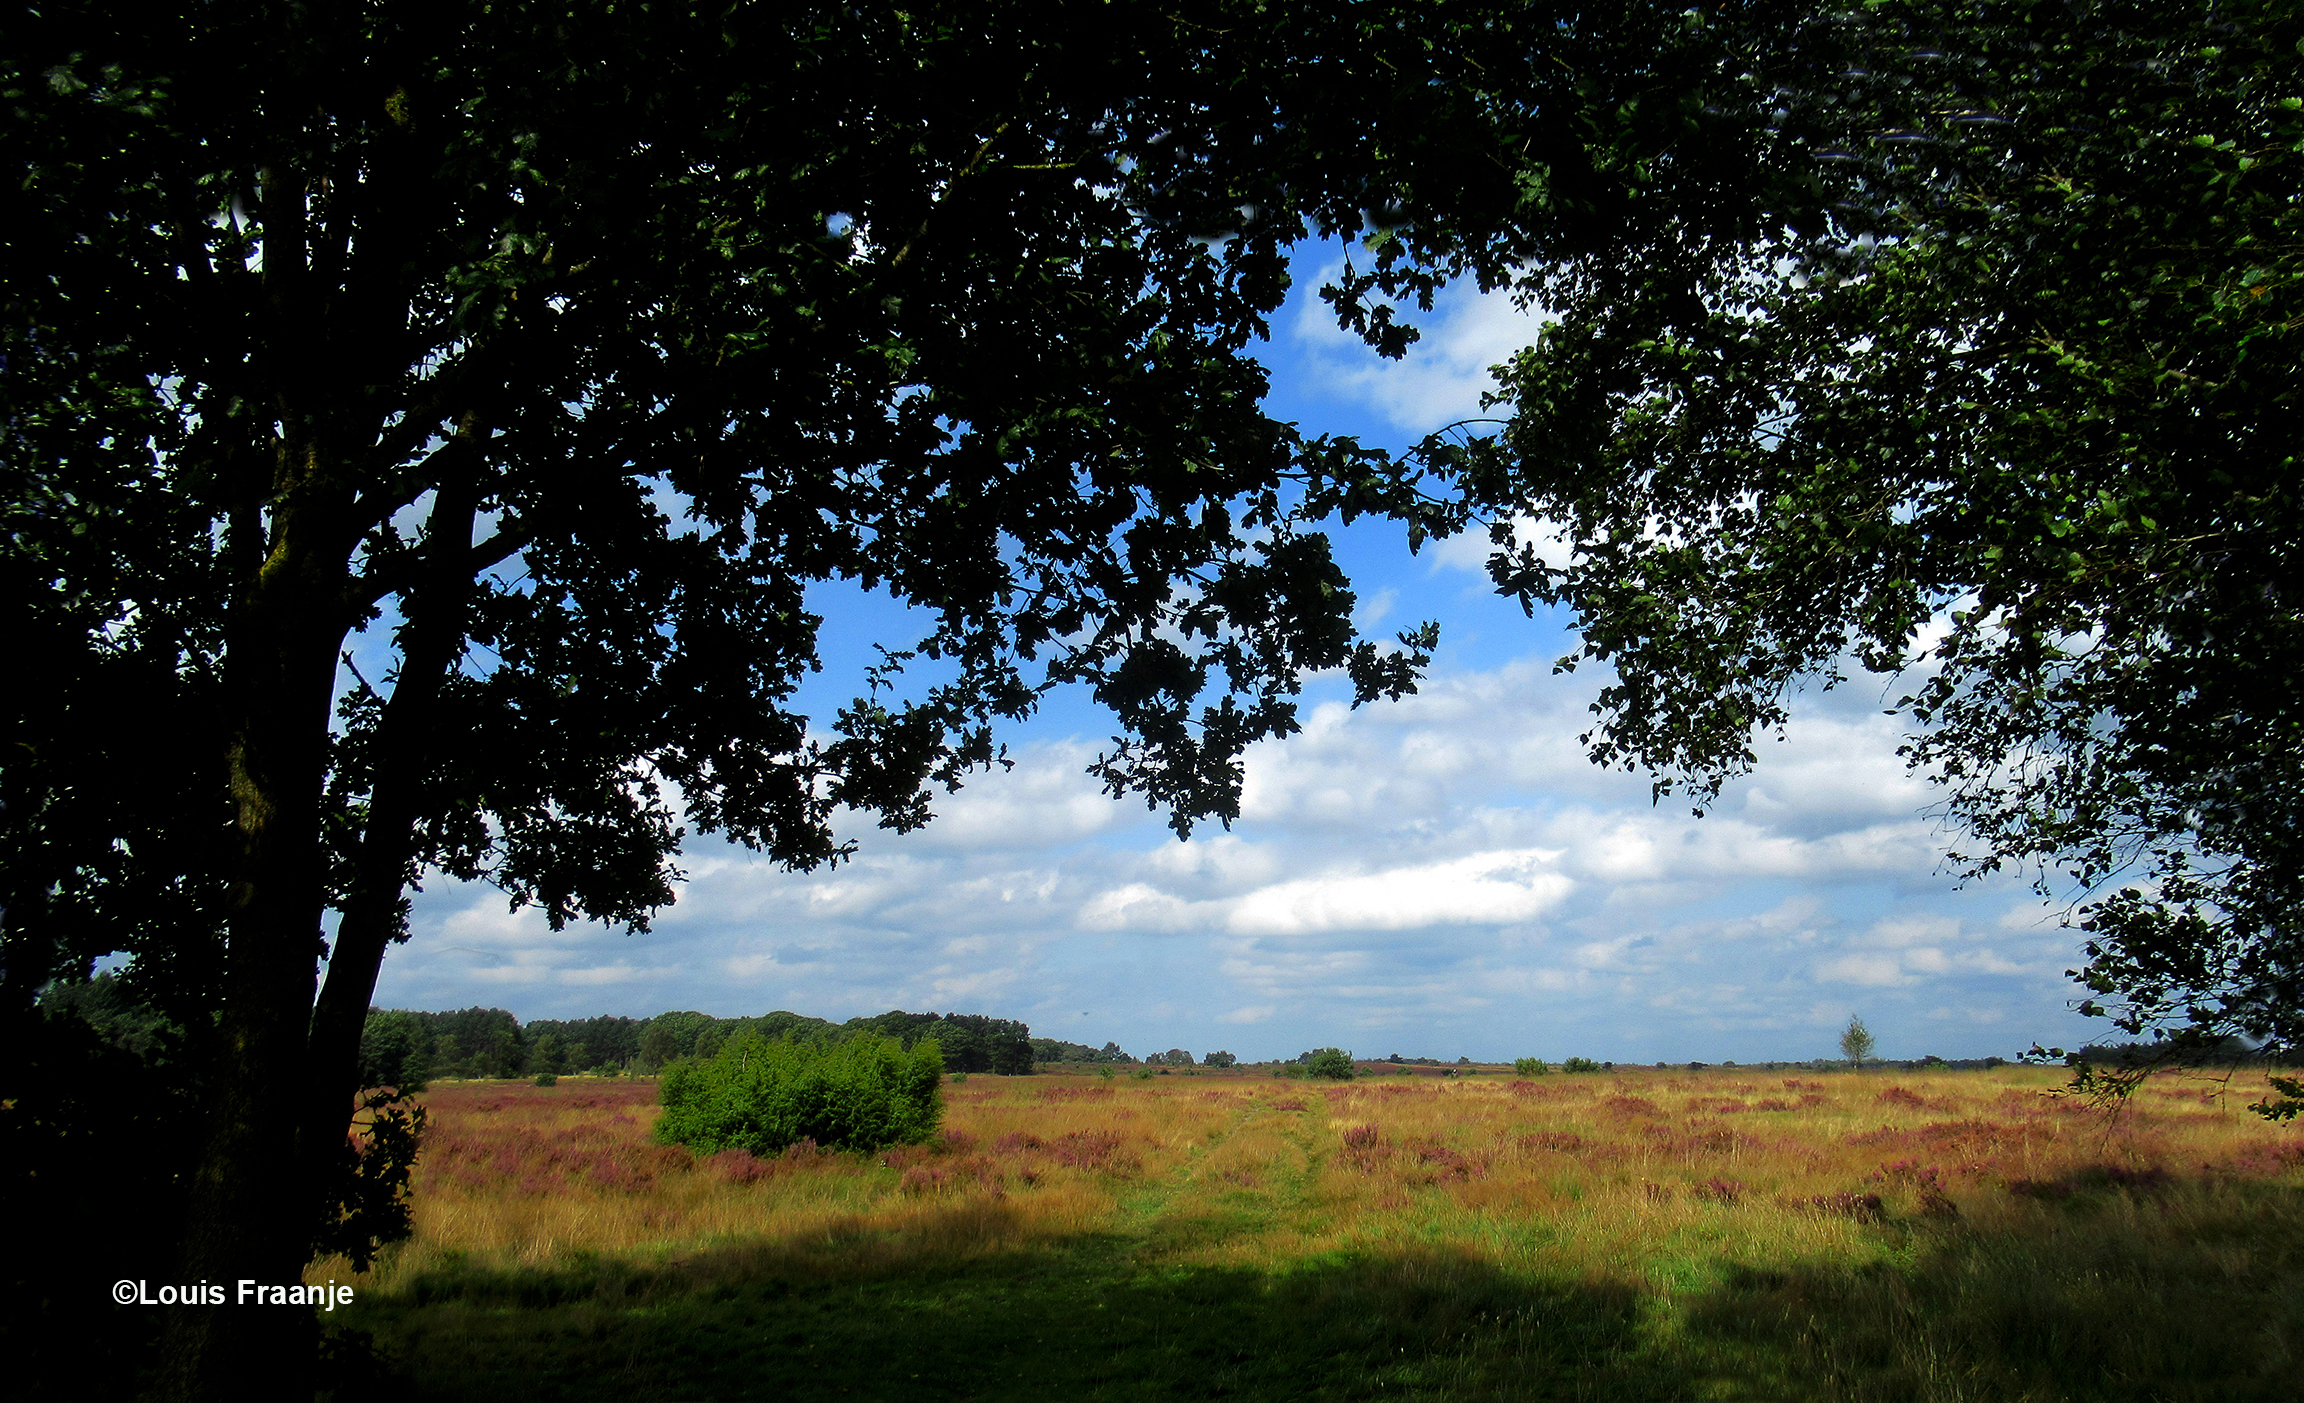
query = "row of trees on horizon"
(357, 1005, 1040, 1082)
(345, 998, 2071, 1084)
(344, 1001, 1262, 1083)
(49, 976, 2209, 1088)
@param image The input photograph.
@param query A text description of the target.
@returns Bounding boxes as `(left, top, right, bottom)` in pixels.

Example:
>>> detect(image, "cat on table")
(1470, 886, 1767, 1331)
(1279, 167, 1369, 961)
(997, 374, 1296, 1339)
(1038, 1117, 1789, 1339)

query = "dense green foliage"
(365, 1003, 1035, 1082)
(1514, 1057, 1553, 1077)
(1561, 1058, 1604, 1075)
(844, 1012, 1034, 1075)
(655, 1032, 944, 1155)
(1840, 1017, 1878, 1066)
(1460, 0, 2304, 1060)
(356, 1008, 436, 1089)
(1301, 1048, 1358, 1081)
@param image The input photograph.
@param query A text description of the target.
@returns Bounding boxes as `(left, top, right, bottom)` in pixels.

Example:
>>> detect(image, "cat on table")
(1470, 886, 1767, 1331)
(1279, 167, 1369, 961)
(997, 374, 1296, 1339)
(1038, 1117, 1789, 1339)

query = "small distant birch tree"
(1839, 1016, 1877, 1067)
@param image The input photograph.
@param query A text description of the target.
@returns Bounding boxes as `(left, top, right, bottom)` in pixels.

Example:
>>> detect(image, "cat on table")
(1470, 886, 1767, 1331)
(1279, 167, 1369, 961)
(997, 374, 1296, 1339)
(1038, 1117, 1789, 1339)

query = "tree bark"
(301, 463, 480, 1216)
(154, 430, 359, 1400)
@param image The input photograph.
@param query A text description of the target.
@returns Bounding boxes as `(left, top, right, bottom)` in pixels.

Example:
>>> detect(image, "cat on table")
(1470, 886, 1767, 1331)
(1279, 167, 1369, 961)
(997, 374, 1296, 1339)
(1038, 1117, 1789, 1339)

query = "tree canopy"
(1464, 0, 2304, 1063)
(4, 2, 1775, 1396)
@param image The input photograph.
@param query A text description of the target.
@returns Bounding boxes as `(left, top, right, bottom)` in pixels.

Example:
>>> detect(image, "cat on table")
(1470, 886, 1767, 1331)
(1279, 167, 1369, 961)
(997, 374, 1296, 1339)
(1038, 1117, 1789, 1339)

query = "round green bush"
(654, 1031, 943, 1155)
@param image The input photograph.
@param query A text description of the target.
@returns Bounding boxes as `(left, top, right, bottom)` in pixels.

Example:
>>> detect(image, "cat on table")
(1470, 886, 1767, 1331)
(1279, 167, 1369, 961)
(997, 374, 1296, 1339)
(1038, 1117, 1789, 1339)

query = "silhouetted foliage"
(309, 1086, 426, 1271)
(1466, 0, 2304, 1068)
(2, 990, 200, 1397)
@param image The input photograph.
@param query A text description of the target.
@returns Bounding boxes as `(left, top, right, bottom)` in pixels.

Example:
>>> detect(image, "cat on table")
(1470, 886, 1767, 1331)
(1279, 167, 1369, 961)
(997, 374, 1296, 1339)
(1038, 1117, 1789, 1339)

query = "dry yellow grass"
(320, 1065, 2304, 1401)
(326, 1065, 2304, 1280)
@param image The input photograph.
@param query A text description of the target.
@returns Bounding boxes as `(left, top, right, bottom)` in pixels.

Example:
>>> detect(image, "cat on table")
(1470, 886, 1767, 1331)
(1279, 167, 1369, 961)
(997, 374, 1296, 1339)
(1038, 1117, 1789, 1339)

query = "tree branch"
(349, 518, 531, 614)
(889, 119, 1014, 270)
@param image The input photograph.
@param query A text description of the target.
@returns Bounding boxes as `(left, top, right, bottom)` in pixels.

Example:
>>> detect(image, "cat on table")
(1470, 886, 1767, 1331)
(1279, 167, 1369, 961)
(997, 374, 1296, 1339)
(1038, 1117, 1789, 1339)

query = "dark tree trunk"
(301, 466, 480, 1215)
(158, 627, 345, 1395)
(154, 443, 358, 1400)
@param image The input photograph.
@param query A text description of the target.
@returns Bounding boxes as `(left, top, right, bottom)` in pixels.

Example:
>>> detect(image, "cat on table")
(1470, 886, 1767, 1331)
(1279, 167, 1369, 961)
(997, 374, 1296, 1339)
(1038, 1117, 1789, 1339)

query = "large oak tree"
(2, 1, 1774, 1395)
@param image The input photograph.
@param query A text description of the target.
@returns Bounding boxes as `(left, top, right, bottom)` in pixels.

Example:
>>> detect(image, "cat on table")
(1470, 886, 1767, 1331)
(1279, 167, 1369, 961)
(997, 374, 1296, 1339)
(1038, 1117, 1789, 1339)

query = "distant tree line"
(357, 1005, 1036, 1084)
(1141, 1048, 1238, 1068)
(1030, 1038, 1135, 1064)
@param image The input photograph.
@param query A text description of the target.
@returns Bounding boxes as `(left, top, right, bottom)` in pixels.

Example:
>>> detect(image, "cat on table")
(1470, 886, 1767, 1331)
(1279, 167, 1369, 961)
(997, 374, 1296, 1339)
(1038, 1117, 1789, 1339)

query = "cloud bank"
(378, 655, 2091, 1065)
(372, 245, 2088, 1064)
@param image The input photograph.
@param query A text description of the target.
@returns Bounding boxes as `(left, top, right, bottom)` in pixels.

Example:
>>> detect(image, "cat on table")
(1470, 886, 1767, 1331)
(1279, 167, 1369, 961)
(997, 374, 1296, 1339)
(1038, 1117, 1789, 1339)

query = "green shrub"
(1303, 1048, 1356, 1081)
(950, 1072, 968, 1084)
(1562, 1057, 1602, 1074)
(1131, 1067, 1155, 1081)
(1512, 1057, 1552, 1077)
(653, 1031, 943, 1154)
(533, 1072, 557, 1087)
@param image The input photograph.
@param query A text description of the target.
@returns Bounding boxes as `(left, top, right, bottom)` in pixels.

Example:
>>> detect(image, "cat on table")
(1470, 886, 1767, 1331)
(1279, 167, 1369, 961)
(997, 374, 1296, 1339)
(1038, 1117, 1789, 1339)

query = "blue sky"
(371, 241, 2100, 1064)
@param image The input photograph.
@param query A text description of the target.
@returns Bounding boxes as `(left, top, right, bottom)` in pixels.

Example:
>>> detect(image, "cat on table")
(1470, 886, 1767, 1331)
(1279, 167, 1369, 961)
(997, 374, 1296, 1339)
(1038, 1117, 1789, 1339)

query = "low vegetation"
(314, 1064, 2304, 1401)
(655, 1031, 945, 1154)
(1275, 1047, 1358, 1081)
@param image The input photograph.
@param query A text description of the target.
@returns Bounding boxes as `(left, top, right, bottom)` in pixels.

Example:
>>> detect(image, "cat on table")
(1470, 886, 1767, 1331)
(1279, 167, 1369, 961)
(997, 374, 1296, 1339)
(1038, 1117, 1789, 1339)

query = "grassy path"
(1114, 1087, 1322, 1262)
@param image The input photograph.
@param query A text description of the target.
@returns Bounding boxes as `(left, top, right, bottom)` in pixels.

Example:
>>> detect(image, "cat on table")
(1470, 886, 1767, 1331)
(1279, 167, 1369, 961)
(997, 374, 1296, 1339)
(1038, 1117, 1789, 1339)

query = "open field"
(317, 1066, 2304, 1401)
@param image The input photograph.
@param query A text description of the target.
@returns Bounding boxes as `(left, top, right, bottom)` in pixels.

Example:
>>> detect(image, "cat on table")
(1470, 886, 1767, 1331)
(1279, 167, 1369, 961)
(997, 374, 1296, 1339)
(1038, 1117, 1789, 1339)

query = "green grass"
(348, 1237, 1676, 1402)
(322, 1070, 2304, 1401)
(341, 1184, 2304, 1402)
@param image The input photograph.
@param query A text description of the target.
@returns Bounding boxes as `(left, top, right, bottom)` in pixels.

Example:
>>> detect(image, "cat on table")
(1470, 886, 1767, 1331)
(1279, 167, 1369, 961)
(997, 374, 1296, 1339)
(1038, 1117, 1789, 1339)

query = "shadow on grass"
(1676, 1175, 2304, 1403)
(346, 1203, 1689, 1402)
(346, 1175, 2304, 1403)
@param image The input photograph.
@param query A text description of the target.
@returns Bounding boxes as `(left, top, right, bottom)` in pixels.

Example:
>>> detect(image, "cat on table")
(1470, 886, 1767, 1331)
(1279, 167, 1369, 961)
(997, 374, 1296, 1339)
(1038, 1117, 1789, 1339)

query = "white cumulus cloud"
(1226, 849, 1572, 935)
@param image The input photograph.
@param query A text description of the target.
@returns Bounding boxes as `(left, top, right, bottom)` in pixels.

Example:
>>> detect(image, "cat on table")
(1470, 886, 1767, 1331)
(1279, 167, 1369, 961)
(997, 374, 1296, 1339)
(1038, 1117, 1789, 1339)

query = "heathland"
(316, 1065, 2304, 1401)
